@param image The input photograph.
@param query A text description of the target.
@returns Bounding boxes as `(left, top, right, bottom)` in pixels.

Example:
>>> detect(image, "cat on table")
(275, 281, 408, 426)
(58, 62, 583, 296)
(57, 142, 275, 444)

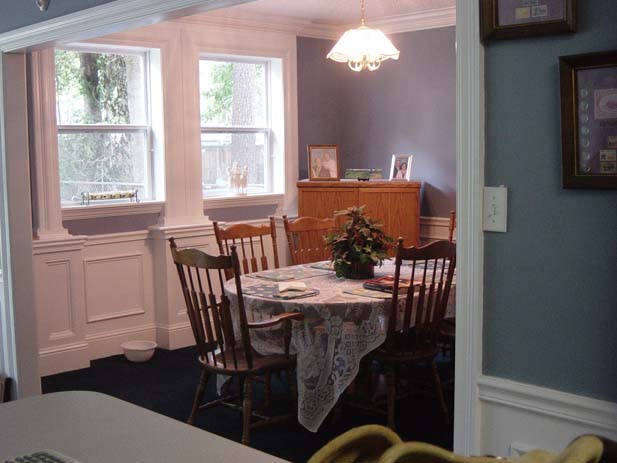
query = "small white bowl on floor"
(120, 340, 157, 362)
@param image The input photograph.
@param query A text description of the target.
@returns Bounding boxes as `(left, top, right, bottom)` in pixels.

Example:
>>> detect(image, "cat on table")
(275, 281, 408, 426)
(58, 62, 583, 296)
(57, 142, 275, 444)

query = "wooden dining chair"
(283, 215, 335, 265)
(366, 239, 456, 430)
(448, 210, 456, 243)
(440, 210, 457, 360)
(213, 217, 280, 275)
(169, 238, 303, 445)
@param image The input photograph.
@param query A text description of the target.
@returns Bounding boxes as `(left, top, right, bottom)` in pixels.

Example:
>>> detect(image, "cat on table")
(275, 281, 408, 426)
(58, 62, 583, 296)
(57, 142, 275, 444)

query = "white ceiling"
(221, 0, 455, 26)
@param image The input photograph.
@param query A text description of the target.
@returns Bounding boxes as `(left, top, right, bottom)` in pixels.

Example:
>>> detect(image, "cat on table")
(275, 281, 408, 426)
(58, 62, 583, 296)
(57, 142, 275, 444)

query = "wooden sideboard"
(297, 180, 422, 246)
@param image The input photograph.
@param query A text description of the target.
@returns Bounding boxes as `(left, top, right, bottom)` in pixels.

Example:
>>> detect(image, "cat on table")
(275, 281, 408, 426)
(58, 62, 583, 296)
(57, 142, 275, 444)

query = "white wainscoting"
(33, 228, 191, 375)
(420, 216, 452, 243)
(478, 376, 617, 457)
(33, 216, 446, 376)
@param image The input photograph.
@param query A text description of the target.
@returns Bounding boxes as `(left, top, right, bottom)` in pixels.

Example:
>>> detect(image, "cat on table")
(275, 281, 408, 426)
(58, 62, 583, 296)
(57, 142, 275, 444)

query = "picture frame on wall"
(480, 0, 576, 42)
(389, 154, 413, 181)
(560, 50, 617, 189)
(308, 145, 339, 181)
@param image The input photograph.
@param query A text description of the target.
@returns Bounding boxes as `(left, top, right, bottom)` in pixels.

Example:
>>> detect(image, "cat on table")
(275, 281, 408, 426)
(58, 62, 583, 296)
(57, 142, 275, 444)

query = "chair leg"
(242, 377, 253, 446)
(284, 368, 297, 402)
(188, 368, 210, 425)
(431, 359, 450, 425)
(385, 365, 396, 430)
(264, 371, 272, 409)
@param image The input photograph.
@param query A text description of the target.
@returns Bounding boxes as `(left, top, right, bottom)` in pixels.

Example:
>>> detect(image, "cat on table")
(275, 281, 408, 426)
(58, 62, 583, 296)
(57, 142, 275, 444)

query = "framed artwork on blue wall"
(560, 50, 617, 189)
(480, 0, 576, 42)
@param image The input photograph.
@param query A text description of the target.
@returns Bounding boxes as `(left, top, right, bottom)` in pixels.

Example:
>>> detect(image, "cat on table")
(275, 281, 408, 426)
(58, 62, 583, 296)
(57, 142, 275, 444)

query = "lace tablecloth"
(224, 261, 456, 432)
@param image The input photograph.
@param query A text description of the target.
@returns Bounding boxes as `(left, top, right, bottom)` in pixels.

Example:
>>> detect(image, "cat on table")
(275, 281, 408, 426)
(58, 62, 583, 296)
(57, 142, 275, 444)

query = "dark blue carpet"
(42, 346, 453, 462)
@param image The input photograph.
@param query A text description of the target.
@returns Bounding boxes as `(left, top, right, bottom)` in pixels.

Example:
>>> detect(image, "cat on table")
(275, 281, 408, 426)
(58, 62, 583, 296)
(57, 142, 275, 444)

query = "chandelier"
(327, 0, 400, 72)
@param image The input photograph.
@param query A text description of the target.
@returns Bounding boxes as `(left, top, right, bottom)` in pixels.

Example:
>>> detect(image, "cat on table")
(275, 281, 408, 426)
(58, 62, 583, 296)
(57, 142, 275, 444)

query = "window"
(55, 47, 154, 205)
(199, 58, 272, 197)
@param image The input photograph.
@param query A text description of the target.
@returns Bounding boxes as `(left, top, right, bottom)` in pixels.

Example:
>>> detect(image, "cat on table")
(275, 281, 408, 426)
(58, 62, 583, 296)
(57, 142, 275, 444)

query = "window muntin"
(199, 58, 270, 197)
(55, 48, 152, 204)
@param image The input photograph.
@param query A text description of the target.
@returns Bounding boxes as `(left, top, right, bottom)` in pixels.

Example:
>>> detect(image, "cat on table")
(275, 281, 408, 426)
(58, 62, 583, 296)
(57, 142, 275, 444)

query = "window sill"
(61, 201, 164, 221)
(203, 193, 284, 210)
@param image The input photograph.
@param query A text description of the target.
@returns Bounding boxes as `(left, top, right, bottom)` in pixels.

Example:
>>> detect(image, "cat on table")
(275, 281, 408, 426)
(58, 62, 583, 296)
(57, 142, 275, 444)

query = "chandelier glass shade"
(327, 0, 400, 72)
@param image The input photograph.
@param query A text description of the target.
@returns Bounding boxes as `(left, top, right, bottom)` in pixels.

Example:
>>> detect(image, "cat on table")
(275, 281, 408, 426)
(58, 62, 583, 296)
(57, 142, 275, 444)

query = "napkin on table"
(278, 281, 307, 292)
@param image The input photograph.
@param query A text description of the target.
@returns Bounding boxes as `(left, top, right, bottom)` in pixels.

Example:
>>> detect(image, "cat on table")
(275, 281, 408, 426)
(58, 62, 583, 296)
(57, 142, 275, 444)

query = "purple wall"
(297, 38, 348, 179)
(297, 27, 456, 217)
(64, 213, 159, 235)
(63, 205, 279, 235)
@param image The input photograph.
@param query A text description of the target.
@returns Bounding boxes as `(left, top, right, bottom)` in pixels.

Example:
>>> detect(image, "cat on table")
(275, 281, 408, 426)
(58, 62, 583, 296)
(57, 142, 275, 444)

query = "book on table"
(362, 275, 420, 293)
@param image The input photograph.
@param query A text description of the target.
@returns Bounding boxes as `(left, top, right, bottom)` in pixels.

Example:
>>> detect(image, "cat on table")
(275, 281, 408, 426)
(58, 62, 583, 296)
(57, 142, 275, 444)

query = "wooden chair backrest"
(169, 238, 254, 371)
(387, 239, 456, 352)
(213, 217, 280, 275)
(283, 215, 336, 265)
(448, 210, 456, 243)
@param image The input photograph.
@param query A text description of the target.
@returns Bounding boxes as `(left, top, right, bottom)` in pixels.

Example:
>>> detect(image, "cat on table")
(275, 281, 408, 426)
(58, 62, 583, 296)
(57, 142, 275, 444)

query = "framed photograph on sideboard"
(480, 0, 576, 42)
(308, 145, 340, 180)
(389, 154, 413, 181)
(560, 49, 617, 189)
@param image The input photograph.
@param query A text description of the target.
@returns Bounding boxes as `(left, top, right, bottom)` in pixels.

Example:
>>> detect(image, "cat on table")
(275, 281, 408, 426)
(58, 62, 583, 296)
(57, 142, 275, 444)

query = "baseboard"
(38, 324, 158, 376)
(478, 375, 617, 457)
(420, 216, 451, 242)
(38, 342, 90, 377)
(155, 321, 194, 350)
(85, 324, 157, 360)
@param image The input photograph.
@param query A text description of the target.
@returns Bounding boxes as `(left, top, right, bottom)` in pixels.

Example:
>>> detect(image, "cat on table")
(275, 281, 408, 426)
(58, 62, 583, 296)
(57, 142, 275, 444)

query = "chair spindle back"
(283, 215, 336, 265)
(169, 238, 253, 371)
(213, 217, 280, 276)
(448, 210, 456, 243)
(388, 239, 456, 352)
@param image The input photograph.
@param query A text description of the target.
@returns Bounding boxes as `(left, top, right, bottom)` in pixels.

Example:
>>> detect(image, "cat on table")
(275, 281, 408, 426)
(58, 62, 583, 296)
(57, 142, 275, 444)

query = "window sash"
(199, 55, 273, 198)
(199, 56, 270, 130)
(56, 45, 155, 205)
(56, 46, 151, 127)
(200, 128, 271, 196)
(58, 124, 150, 132)
(57, 126, 153, 203)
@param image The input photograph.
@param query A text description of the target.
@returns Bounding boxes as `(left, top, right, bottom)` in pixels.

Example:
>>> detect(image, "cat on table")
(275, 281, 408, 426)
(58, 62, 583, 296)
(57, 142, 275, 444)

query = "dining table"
(223, 260, 456, 433)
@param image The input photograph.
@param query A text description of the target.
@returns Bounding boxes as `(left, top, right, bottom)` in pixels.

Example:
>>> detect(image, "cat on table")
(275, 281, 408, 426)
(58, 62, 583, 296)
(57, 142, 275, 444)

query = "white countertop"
(0, 391, 289, 463)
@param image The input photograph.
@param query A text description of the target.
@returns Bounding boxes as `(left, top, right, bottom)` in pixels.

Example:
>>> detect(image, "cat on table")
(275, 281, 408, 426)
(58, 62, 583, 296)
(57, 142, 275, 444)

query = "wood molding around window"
(28, 18, 300, 228)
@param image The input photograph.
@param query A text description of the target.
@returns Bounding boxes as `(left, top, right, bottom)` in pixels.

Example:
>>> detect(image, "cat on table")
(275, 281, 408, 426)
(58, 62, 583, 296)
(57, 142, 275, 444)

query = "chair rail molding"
(454, 0, 485, 456)
(478, 376, 617, 456)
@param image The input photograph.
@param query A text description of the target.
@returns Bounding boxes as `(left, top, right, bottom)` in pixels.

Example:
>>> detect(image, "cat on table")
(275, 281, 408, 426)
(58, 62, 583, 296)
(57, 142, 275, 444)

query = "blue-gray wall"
(297, 28, 456, 217)
(0, 0, 115, 34)
(484, 0, 617, 402)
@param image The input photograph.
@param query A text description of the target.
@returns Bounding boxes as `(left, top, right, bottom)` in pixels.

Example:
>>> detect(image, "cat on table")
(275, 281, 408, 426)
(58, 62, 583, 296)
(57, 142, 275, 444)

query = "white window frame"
(56, 44, 157, 208)
(199, 54, 276, 198)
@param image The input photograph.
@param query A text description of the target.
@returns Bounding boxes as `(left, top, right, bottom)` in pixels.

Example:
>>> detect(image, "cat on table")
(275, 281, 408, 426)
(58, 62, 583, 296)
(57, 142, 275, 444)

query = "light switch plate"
(483, 186, 507, 232)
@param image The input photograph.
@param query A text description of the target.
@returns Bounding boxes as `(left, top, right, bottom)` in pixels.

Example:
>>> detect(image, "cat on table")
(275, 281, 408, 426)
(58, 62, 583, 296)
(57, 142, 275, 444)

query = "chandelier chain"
(360, 0, 366, 26)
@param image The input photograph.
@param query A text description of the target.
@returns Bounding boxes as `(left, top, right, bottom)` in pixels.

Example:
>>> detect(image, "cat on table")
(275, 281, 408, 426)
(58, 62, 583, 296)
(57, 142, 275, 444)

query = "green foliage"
(201, 62, 233, 125)
(55, 50, 143, 201)
(55, 50, 131, 124)
(325, 206, 394, 278)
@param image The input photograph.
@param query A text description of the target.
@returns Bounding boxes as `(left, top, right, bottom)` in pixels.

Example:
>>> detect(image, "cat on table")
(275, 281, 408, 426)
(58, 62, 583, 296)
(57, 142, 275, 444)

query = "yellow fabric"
(307, 425, 403, 463)
(309, 427, 614, 463)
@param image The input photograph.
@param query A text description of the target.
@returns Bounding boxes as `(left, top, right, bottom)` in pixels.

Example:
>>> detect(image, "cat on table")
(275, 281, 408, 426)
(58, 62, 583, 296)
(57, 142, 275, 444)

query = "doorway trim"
(0, 0, 485, 454)
(454, 0, 484, 455)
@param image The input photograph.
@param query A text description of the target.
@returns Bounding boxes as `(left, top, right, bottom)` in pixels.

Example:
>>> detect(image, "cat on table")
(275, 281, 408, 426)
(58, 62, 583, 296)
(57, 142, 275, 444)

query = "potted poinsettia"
(325, 205, 394, 279)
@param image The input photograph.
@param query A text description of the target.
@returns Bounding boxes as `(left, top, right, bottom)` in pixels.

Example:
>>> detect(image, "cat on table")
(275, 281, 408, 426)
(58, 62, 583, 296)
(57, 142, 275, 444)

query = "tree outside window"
(55, 48, 151, 204)
(199, 58, 269, 196)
